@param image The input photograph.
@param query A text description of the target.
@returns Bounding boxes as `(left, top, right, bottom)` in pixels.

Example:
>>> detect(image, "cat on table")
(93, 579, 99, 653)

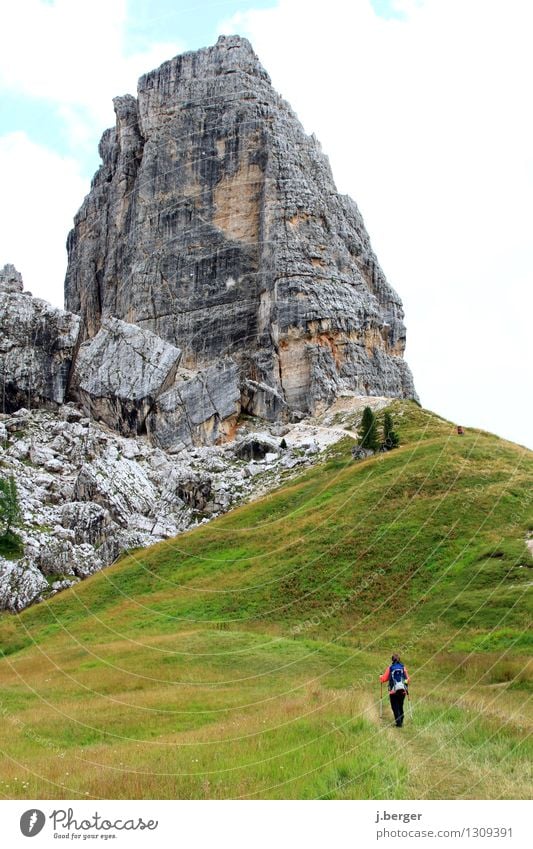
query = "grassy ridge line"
(0, 402, 531, 653)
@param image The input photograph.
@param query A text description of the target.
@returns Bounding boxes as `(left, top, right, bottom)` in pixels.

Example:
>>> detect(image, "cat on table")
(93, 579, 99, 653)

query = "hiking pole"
(379, 682, 383, 719)
(407, 690, 413, 719)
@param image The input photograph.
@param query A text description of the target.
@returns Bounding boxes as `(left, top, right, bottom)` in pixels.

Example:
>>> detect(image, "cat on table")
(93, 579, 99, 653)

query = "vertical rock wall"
(65, 35, 417, 418)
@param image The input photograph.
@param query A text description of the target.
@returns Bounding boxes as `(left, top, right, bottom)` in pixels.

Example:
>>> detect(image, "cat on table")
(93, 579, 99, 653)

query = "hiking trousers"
(389, 691, 406, 726)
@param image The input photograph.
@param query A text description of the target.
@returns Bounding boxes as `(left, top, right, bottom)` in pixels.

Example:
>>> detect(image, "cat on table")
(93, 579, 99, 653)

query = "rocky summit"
(65, 35, 417, 427)
(1, 36, 419, 610)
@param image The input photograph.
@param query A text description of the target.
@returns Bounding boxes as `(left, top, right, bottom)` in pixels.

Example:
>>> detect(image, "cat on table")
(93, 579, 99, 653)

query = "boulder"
(351, 445, 374, 461)
(234, 433, 280, 461)
(70, 317, 182, 436)
(0, 268, 80, 412)
(59, 502, 115, 546)
(73, 456, 157, 527)
(175, 476, 213, 512)
(0, 557, 48, 612)
(146, 359, 240, 450)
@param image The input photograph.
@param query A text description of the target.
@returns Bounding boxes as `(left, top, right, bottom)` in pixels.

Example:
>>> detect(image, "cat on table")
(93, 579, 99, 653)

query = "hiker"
(457, 426, 464, 435)
(380, 654, 410, 727)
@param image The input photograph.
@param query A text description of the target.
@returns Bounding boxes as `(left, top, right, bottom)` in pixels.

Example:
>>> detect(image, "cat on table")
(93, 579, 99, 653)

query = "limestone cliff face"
(65, 35, 417, 419)
(0, 264, 80, 413)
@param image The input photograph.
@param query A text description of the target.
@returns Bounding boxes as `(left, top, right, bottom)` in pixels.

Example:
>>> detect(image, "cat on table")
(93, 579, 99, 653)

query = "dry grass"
(0, 401, 531, 799)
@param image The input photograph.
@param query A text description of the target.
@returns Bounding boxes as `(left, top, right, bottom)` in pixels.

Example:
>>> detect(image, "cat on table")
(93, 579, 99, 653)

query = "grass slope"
(0, 401, 531, 799)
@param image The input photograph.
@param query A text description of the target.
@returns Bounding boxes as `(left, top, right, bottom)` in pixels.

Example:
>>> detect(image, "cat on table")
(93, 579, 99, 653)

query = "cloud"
(0, 1, 184, 305)
(0, 132, 88, 306)
(0, 1, 183, 144)
(220, 0, 533, 446)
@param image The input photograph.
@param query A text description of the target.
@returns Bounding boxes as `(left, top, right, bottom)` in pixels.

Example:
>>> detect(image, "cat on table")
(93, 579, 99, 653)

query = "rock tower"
(65, 35, 417, 427)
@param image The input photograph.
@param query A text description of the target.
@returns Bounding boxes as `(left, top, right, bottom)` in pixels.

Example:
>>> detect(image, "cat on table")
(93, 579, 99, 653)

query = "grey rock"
(50, 578, 79, 595)
(29, 445, 56, 466)
(44, 458, 64, 473)
(281, 456, 304, 469)
(7, 439, 30, 460)
(64, 35, 417, 424)
(73, 456, 157, 527)
(351, 445, 374, 460)
(234, 433, 279, 461)
(0, 263, 23, 294)
(37, 539, 77, 577)
(146, 358, 240, 450)
(0, 271, 80, 412)
(60, 404, 84, 423)
(36, 537, 107, 580)
(0, 399, 343, 611)
(0, 557, 48, 612)
(70, 316, 182, 436)
(241, 380, 287, 421)
(70, 543, 105, 578)
(121, 438, 144, 459)
(34, 472, 55, 488)
(53, 524, 76, 542)
(60, 501, 114, 546)
(174, 476, 213, 512)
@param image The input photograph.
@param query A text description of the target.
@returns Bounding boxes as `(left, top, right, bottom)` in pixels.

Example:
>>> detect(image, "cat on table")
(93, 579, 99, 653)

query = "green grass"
(0, 401, 531, 799)
(0, 531, 24, 560)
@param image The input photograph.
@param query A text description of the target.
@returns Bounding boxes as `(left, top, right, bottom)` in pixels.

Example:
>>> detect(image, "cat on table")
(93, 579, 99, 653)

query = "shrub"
(359, 406, 379, 452)
(382, 411, 400, 450)
(0, 475, 21, 537)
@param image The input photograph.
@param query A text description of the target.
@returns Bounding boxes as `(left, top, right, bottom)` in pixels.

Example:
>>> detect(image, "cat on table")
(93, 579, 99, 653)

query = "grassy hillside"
(0, 401, 531, 799)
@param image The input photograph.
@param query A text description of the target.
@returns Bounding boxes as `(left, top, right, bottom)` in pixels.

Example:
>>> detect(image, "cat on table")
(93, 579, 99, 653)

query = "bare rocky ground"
(1, 398, 386, 612)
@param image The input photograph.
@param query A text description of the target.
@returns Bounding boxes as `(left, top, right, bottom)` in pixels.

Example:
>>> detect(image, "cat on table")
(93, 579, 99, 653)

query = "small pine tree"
(382, 411, 400, 450)
(0, 475, 21, 537)
(359, 406, 379, 452)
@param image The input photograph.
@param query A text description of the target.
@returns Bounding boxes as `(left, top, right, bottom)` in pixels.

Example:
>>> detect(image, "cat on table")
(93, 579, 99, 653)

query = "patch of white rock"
(0, 403, 327, 612)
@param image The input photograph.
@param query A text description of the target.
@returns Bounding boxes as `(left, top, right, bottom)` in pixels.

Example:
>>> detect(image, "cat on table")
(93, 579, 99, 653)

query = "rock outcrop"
(0, 263, 24, 294)
(70, 316, 241, 447)
(65, 35, 417, 421)
(0, 399, 333, 612)
(70, 316, 183, 435)
(0, 266, 80, 413)
(1, 273, 241, 450)
(146, 358, 241, 450)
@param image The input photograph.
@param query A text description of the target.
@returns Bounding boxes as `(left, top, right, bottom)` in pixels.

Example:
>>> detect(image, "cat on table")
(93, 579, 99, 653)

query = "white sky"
(0, 0, 531, 447)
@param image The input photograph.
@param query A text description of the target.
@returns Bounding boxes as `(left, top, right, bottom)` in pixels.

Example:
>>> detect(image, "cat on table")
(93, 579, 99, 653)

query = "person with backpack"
(379, 654, 410, 727)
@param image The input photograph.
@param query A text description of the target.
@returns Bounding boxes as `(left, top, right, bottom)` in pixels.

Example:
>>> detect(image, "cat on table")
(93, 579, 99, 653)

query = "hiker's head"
(391, 653, 400, 663)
